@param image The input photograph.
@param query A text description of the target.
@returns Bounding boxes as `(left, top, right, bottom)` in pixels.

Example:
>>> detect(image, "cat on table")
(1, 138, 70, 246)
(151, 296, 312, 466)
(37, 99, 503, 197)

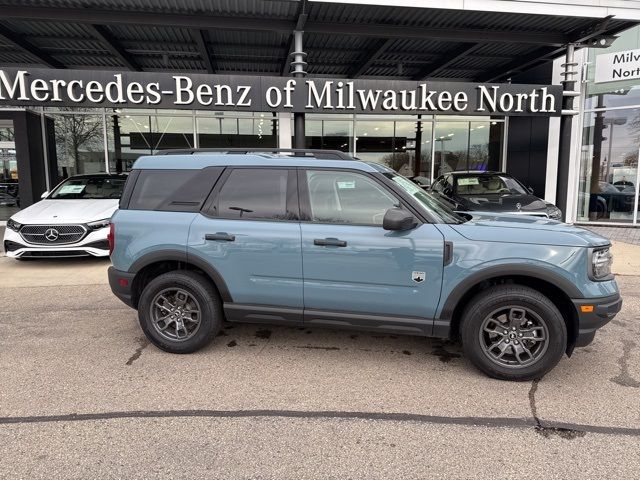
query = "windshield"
(386, 173, 466, 224)
(455, 174, 528, 195)
(49, 176, 126, 200)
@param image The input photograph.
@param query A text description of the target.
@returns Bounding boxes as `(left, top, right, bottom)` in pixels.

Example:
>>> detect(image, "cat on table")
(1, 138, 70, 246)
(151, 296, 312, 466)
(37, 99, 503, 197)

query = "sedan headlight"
(6, 218, 22, 231)
(546, 205, 562, 221)
(86, 219, 111, 231)
(589, 247, 613, 281)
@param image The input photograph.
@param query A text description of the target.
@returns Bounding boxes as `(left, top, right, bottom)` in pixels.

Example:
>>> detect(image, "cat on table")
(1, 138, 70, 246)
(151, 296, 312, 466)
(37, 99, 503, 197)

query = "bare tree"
(54, 114, 103, 175)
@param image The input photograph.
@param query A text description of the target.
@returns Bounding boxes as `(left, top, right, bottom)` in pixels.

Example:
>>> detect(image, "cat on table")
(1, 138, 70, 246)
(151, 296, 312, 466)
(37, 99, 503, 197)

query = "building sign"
(0, 68, 562, 116)
(595, 48, 640, 83)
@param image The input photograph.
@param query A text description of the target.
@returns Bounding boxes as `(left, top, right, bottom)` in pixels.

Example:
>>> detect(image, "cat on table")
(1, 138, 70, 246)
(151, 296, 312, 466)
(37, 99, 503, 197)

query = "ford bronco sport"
(108, 148, 622, 381)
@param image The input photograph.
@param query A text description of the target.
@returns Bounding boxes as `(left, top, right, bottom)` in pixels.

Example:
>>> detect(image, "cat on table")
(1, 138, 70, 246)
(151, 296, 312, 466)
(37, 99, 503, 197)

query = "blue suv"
(108, 149, 622, 381)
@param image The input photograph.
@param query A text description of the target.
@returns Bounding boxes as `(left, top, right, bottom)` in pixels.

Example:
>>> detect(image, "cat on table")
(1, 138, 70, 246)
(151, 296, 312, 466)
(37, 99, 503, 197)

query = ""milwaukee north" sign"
(0, 68, 562, 116)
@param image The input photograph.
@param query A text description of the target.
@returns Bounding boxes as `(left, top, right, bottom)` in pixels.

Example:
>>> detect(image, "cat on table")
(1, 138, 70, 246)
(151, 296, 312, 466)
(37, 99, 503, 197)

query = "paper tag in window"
(59, 185, 86, 194)
(337, 181, 355, 189)
(458, 178, 479, 186)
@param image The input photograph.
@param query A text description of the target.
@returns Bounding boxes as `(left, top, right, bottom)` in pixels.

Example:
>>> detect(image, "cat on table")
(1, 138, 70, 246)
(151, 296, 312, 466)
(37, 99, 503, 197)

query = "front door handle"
(205, 232, 236, 242)
(314, 238, 347, 247)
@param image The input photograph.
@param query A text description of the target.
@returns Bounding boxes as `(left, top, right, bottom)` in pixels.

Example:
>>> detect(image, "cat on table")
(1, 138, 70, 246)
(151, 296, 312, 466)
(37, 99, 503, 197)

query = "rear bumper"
(108, 266, 136, 308)
(572, 293, 622, 347)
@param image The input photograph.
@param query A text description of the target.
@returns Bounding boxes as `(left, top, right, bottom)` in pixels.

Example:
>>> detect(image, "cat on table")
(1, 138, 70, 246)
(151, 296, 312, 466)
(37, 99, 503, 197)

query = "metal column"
(290, 30, 307, 149)
(555, 43, 580, 221)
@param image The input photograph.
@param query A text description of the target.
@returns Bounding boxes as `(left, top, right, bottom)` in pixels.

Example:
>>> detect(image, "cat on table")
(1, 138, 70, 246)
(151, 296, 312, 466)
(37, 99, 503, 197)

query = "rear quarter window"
(128, 167, 223, 212)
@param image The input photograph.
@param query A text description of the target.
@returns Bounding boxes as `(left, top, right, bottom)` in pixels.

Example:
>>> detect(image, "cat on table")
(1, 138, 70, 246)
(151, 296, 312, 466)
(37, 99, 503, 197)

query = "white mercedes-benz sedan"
(3, 173, 127, 259)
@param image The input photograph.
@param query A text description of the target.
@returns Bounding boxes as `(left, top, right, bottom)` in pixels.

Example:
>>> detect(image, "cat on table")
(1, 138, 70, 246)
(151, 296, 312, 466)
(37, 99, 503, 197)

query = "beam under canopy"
(0, 24, 65, 68)
(348, 38, 394, 78)
(412, 43, 478, 80)
(87, 24, 142, 71)
(193, 29, 216, 74)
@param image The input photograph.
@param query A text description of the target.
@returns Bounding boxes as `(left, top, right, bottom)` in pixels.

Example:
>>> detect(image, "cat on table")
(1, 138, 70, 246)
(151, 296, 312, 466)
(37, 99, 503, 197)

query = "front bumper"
(108, 266, 136, 308)
(572, 293, 622, 347)
(3, 226, 110, 258)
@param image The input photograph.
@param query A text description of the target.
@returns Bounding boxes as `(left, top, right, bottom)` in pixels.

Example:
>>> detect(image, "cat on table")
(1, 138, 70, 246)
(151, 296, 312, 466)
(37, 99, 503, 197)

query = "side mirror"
(383, 208, 418, 231)
(40, 191, 49, 199)
(527, 186, 534, 194)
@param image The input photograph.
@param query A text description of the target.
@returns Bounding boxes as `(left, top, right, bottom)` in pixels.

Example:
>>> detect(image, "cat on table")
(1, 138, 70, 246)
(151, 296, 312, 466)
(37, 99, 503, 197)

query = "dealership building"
(1, 0, 640, 226)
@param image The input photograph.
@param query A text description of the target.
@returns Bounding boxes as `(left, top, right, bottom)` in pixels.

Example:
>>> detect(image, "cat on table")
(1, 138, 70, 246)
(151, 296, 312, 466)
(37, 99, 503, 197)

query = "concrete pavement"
(0, 243, 638, 478)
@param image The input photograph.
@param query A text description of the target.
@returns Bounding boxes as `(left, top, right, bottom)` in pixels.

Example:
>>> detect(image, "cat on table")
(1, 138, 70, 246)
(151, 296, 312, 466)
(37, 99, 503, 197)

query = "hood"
(452, 212, 610, 248)
(11, 199, 119, 225)
(456, 193, 548, 213)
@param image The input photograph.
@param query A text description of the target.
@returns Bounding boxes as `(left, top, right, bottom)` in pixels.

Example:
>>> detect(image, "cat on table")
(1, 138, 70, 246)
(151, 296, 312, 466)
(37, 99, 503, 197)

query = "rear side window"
(128, 167, 222, 211)
(213, 168, 294, 221)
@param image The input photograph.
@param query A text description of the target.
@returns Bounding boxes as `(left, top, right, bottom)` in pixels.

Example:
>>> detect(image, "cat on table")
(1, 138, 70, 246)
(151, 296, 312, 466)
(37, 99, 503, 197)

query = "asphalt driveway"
(0, 255, 638, 478)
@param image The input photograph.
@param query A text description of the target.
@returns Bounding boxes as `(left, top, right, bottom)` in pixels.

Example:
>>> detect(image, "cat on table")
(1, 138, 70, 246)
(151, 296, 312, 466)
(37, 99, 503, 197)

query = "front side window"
(306, 170, 398, 225)
(215, 168, 292, 220)
(386, 173, 465, 224)
(50, 175, 126, 200)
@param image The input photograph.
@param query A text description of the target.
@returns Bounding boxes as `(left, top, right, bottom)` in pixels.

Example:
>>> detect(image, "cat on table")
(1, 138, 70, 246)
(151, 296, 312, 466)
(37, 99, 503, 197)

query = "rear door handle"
(314, 238, 347, 247)
(205, 233, 235, 242)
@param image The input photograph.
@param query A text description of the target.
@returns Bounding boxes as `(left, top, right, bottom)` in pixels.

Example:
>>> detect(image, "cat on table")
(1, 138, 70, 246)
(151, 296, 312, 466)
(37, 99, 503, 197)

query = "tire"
(460, 284, 567, 381)
(137, 270, 222, 354)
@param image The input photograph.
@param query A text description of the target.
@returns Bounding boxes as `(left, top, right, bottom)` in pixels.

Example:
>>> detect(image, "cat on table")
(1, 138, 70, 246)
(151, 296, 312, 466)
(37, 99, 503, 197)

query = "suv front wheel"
(461, 285, 567, 381)
(138, 271, 222, 354)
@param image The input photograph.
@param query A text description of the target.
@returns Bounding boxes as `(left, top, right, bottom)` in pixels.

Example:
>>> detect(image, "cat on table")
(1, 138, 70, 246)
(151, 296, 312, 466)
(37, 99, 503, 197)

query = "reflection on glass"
(434, 121, 502, 177)
(434, 122, 469, 176)
(305, 120, 353, 152)
(197, 114, 277, 149)
(354, 120, 432, 178)
(0, 122, 19, 220)
(578, 108, 639, 224)
(48, 114, 106, 178)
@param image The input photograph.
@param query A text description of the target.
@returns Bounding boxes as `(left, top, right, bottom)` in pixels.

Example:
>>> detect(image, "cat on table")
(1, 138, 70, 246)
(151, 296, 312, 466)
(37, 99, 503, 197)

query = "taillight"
(107, 223, 115, 256)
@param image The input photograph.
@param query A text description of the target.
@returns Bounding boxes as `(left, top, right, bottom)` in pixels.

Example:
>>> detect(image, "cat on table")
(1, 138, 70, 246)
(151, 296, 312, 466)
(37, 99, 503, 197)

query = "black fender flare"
(437, 264, 583, 322)
(128, 249, 233, 303)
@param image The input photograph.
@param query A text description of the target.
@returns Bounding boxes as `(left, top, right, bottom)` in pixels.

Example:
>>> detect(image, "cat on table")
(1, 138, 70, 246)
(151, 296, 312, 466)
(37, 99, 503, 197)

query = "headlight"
(87, 219, 111, 230)
(589, 247, 613, 280)
(6, 218, 22, 231)
(546, 205, 562, 220)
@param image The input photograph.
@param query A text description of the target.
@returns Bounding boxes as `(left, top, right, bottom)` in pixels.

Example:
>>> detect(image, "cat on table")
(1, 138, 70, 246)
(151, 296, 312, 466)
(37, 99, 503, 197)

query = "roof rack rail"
(156, 148, 354, 160)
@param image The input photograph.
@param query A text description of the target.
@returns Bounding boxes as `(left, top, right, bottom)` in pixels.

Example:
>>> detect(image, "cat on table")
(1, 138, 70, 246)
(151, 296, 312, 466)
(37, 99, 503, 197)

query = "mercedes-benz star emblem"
(44, 228, 59, 242)
(515, 203, 522, 211)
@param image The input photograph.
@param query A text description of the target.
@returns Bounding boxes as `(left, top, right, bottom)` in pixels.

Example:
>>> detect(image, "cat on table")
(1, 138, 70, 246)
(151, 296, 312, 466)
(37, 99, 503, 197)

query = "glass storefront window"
(197, 113, 277, 149)
(355, 120, 395, 164)
(48, 113, 107, 178)
(355, 120, 432, 178)
(434, 120, 503, 177)
(577, 108, 640, 224)
(304, 119, 354, 153)
(585, 27, 640, 111)
(0, 121, 19, 220)
(434, 121, 469, 176)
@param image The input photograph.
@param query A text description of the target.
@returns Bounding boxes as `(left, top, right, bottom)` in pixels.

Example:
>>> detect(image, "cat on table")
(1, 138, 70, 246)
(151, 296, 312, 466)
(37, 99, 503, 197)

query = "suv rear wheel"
(460, 285, 567, 381)
(138, 271, 222, 353)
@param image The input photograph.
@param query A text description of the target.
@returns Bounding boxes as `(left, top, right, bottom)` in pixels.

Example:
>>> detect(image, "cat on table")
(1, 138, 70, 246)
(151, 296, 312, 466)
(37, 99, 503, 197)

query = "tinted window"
(306, 170, 397, 225)
(215, 168, 293, 220)
(129, 168, 221, 211)
(50, 176, 126, 199)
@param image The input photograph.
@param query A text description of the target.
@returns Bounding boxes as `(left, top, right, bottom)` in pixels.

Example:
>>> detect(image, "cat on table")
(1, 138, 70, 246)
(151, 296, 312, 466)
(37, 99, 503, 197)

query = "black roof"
(0, 0, 636, 81)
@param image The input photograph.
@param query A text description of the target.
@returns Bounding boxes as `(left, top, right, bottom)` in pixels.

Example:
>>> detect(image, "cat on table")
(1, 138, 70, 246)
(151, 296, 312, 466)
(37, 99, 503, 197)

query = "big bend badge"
(412, 271, 426, 283)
